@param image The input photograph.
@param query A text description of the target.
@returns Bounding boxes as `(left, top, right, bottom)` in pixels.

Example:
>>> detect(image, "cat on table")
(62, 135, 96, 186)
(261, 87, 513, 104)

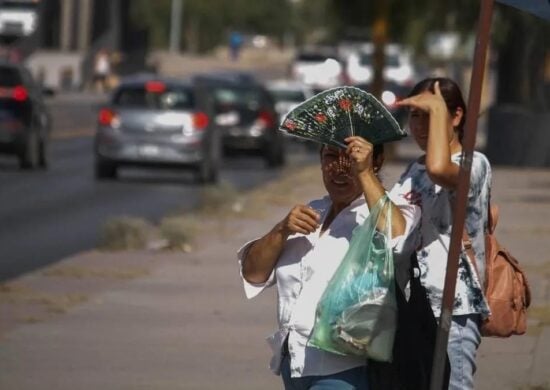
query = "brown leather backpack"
(463, 203, 531, 337)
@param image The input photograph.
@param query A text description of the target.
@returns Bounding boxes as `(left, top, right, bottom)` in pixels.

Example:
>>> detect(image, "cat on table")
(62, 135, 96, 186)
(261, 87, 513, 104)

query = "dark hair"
(408, 77, 467, 142)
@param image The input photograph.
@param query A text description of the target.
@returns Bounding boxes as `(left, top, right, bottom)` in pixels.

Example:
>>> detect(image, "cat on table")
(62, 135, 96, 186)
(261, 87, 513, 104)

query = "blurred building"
(1, 0, 149, 90)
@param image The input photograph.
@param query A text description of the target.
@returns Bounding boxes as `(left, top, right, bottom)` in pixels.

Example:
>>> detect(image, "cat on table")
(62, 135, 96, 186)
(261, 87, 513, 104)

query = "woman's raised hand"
(344, 136, 375, 176)
(396, 80, 447, 114)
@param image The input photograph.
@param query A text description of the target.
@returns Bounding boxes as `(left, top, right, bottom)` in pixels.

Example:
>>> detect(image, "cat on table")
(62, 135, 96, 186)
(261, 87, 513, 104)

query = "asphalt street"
(0, 95, 316, 281)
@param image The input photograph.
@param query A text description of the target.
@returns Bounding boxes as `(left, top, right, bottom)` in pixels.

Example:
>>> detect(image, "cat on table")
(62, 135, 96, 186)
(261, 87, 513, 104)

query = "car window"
(213, 87, 263, 110)
(296, 53, 331, 63)
(0, 67, 23, 87)
(114, 86, 195, 110)
(270, 89, 306, 102)
(386, 54, 400, 67)
(0, 1, 38, 10)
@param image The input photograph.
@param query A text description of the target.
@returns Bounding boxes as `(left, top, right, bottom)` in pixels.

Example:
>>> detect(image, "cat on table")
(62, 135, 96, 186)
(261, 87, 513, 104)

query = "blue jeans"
(448, 314, 482, 390)
(280, 355, 368, 390)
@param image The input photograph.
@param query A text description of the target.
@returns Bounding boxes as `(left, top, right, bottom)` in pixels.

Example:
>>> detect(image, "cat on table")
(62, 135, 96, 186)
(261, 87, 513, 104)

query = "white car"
(346, 43, 415, 86)
(267, 80, 314, 124)
(0, 0, 39, 37)
(290, 49, 345, 92)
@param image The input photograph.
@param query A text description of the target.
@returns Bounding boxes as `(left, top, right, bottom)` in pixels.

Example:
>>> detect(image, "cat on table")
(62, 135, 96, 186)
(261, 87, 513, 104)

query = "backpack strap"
(463, 199, 499, 286)
(462, 228, 479, 276)
(488, 200, 498, 234)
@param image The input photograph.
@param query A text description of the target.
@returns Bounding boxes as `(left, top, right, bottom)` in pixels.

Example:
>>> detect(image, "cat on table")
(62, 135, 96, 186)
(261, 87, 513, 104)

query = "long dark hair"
(408, 77, 467, 142)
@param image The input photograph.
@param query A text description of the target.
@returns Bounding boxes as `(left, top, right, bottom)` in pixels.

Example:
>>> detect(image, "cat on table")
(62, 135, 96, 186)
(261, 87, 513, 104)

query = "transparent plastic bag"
(308, 195, 397, 362)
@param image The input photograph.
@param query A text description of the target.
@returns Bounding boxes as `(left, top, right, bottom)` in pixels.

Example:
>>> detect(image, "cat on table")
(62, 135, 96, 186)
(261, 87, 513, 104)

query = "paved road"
(0, 129, 316, 282)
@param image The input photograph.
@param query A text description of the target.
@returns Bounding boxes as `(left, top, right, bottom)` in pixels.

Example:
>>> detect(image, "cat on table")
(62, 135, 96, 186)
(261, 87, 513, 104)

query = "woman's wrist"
(428, 102, 447, 116)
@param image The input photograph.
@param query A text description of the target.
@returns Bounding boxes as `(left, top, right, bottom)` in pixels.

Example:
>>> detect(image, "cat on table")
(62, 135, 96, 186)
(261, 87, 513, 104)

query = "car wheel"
(95, 159, 118, 180)
(19, 132, 40, 170)
(38, 137, 49, 169)
(266, 141, 285, 168)
(195, 155, 218, 184)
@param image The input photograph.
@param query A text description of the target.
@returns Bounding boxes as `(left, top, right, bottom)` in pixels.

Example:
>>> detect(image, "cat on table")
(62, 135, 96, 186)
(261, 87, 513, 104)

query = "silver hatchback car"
(94, 76, 220, 183)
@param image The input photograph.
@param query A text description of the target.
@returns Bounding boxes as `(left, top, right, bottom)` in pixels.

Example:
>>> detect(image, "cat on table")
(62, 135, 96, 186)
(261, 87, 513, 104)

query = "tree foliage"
(129, 0, 548, 107)
(130, 0, 292, 52)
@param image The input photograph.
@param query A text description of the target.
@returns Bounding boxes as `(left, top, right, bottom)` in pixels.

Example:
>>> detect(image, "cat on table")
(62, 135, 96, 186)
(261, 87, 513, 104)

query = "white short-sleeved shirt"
(388, 151, 492, 318)
(237, 194, 419, 378)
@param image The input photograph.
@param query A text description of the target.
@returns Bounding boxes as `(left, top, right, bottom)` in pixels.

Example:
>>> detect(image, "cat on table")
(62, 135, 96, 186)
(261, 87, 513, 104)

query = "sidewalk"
(0, 158, 549, 389)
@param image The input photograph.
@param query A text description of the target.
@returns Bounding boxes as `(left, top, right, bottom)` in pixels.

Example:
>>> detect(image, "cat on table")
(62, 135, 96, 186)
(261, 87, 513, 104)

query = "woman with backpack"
(389, 77, 492, 389)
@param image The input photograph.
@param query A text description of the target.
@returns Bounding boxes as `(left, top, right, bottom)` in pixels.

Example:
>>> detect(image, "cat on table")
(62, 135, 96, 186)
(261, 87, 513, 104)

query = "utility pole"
(60, 0, 74, 51)
(78, 0, 93, 51)
(169, 0, 183, 53)
(429, 0, 495, 388)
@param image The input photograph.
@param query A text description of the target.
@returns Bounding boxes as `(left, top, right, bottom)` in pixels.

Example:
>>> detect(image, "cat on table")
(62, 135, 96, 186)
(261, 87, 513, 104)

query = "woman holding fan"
(237, 129, 418, 389)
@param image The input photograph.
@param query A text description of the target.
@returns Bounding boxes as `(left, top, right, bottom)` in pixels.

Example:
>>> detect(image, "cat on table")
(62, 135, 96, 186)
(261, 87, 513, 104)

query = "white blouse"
(237, 194, 419, 378)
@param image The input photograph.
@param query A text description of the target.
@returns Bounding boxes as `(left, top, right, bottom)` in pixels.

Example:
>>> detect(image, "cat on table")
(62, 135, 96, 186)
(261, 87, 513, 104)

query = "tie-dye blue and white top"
(389, 151, 492, 318)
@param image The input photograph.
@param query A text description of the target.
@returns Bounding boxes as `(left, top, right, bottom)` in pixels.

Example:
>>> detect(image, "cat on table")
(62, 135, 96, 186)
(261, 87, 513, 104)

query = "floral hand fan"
(279, 86, 406, 148)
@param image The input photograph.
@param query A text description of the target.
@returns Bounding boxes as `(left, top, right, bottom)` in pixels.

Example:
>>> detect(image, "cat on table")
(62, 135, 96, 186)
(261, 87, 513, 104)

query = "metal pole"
(169, 0, 183, 53)
(429, 0, 495, 389)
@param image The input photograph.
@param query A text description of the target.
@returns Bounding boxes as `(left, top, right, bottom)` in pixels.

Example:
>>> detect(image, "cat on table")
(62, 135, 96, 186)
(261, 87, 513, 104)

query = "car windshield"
(270, 89, 306, 103)
(113, 86, 195, 110)
(213, 87, 263, 110)
(296, 53, 332, 63)
(0, 67, 22, 87)
(360, 53, 400, 67)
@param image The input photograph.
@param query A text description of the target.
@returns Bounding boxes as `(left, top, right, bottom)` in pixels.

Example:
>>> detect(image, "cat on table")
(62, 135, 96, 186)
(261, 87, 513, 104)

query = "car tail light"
(98, 108, 118, 126)
(258, 110, 276, 128)
(193, 112, 209, 130)
(12, 86, 28, 102)
(145, 81, 166, 93)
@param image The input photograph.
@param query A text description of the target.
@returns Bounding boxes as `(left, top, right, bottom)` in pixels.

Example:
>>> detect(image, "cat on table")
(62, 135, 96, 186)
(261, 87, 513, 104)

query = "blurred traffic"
(0, 0, 548, 280)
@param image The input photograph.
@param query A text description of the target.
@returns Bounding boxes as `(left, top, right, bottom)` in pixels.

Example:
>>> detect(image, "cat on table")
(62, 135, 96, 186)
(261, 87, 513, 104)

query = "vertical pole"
(371, 0, 388, 100)
(110, 0, 121, 51)
(78, 0, 93, 51)
(60, 0, 74, 51)
(429, 0, 495, 388)
(169, 0, 183, 53)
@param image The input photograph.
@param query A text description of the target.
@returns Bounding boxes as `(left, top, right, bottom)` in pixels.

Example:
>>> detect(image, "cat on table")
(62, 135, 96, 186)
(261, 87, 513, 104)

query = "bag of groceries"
(309, 195, 397, 362)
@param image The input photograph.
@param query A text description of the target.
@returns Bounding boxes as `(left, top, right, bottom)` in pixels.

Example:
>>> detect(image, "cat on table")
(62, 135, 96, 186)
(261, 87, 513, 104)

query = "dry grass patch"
(159, 216, 198, 251)
(199, 181, 240, 215)
(100, 216, 153, 251)
(97, 164, 321, 251)
(0, 282, 88, 314)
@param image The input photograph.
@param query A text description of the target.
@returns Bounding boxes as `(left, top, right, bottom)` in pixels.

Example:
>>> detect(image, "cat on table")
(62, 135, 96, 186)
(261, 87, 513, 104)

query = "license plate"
(215, 111, 240, 126)
(139, 145, 160, 157)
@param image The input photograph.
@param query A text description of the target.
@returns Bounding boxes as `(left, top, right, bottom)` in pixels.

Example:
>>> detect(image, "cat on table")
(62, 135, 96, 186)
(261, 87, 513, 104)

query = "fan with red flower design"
(279, 86, 406, 148)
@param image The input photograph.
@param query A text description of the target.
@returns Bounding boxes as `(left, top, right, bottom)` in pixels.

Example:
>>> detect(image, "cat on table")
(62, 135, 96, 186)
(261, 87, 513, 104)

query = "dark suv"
(0, 61, 51, 169)
(94, 75, 221, 183)
(194, 73, 285, 168)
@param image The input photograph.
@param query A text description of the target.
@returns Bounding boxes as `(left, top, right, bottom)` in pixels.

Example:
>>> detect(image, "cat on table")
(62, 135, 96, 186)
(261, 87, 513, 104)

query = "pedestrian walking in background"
(228, 31, 243, 61)
(93, 48, 111, 93)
